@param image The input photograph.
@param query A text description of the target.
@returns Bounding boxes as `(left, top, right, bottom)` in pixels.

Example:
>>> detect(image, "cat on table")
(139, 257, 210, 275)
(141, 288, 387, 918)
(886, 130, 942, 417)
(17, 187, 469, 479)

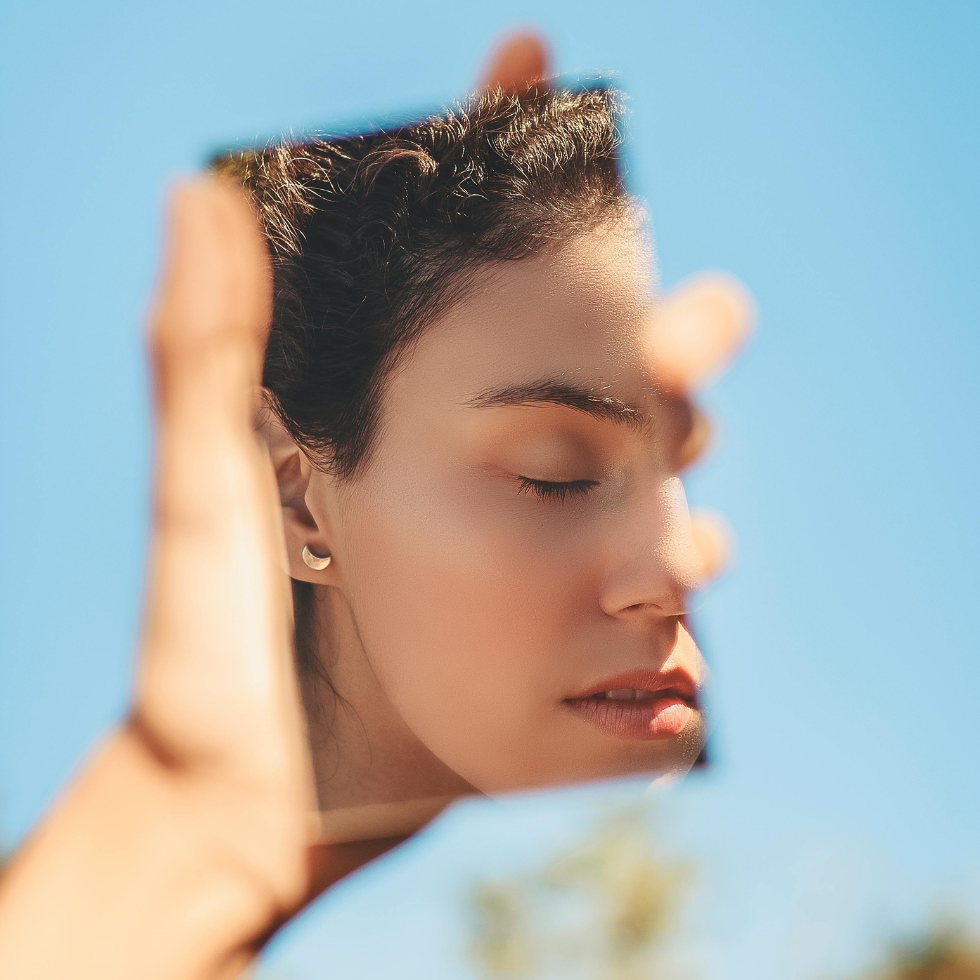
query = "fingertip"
(162, 175, 228, 246)
(150, 177, 219, 352)
(203, 173, 265, 241)
(645, 272, 756, 393)
(687, 270, 755, 312)
(203, 173, 274, 339)
(690, 508, 735, 583)
(148, 173, 271, 413)
(480, 29, 551, 93)
(163, 174, 261, 253)
(687, 271, 757, 349)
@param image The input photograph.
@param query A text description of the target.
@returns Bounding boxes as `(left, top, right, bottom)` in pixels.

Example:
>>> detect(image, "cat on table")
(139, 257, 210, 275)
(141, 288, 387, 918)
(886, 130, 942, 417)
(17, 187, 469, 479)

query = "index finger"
(644, 273, 755, 395)
(138, 177, 297, 769)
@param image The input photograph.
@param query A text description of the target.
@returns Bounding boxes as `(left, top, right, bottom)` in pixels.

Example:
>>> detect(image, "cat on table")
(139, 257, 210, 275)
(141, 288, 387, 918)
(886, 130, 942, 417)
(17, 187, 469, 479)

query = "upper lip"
(564, 667, 698, 704)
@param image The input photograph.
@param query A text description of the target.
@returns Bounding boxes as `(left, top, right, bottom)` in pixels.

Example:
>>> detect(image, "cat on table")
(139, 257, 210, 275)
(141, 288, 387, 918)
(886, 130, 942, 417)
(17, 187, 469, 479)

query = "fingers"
(644, 273, 754, 395)
(150, 178, 270, 423)
(479, 30, 551, 93)
(147, 178, 279, 622)
(138, 177, 295, 769)
(134, 177, 312, 920)
(645, 275, 752, 588)
(690, 508, 733, 585)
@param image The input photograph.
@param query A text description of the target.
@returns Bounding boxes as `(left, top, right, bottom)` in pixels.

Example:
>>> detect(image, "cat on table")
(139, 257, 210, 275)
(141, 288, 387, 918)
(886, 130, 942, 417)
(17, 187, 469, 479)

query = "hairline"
(329, 206, 648, 482)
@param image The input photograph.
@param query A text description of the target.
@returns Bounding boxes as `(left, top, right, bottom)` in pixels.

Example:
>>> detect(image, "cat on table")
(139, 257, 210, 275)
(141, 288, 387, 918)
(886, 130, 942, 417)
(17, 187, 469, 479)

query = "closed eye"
(517, 477, 600, 503)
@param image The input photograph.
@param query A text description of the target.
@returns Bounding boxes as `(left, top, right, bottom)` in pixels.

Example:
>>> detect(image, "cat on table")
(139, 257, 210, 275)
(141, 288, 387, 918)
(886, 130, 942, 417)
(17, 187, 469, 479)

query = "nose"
(600, 475, 702, 622)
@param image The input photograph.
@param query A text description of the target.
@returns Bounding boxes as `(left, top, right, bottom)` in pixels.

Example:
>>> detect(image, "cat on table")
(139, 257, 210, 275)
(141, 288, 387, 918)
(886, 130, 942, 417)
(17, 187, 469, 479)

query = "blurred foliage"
(467, 805, 691, 980)
(855, 927, 980, 980)
(466, 805, 980, 980)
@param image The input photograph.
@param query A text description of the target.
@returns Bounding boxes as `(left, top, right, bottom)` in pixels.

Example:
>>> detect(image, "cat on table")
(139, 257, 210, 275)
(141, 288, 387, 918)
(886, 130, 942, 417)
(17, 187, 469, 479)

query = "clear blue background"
(1, 1, 978, 977)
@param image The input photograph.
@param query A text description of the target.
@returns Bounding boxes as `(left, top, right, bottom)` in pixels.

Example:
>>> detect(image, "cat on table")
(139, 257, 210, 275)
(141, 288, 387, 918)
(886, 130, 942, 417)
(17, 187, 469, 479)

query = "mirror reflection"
(212, 85, 717, 835)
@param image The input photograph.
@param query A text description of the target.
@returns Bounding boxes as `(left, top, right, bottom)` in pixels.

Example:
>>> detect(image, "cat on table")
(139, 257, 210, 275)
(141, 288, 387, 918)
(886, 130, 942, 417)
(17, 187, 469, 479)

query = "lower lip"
(562, 694, 695, 740)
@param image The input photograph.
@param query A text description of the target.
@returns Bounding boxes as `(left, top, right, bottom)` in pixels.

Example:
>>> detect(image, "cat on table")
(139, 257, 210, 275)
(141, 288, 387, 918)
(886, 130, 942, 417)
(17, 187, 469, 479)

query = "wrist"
(0, 730, 284, 980)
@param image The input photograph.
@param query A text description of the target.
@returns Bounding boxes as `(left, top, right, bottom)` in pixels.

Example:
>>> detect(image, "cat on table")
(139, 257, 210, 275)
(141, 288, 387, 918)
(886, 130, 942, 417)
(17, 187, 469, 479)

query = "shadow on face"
(291, 221, 708, 815)
(223, 84, 715, 832)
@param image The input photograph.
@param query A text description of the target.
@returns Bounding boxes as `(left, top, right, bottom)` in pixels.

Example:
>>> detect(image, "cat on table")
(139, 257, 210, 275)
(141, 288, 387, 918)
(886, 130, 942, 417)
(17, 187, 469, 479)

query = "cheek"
(338, 470, 597, 773)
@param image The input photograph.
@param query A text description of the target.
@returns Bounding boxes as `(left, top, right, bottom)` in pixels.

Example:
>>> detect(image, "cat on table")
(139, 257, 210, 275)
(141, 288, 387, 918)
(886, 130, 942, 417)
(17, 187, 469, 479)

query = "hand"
(134, 177, 313, 941)
(483, 33, 754, 583)
(0, 33, 752, 980)
(0, 178, 312, 980)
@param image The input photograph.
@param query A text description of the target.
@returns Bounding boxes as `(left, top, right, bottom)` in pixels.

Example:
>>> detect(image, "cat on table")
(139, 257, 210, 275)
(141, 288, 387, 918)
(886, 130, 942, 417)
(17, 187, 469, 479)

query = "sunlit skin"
(0, 34, 751, 980)
(277, 219, 709, 807)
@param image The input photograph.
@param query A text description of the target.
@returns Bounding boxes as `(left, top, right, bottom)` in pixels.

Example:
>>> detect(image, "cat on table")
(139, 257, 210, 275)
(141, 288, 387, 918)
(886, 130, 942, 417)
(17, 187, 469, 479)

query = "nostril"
(624, 602, 653, 613)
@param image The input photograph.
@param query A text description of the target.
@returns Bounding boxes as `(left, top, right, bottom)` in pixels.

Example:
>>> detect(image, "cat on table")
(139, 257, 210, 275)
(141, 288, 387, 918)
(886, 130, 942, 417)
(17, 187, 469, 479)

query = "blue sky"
(1, 1, 978, 977)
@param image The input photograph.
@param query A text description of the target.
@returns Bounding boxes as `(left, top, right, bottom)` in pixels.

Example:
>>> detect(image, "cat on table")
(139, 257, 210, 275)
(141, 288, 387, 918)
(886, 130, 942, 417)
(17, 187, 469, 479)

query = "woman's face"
(306, 219, 708, 796)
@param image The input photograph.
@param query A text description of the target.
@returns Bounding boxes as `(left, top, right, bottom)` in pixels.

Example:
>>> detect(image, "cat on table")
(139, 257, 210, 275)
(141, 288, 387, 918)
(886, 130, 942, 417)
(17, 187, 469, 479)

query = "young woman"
(0, 35, 749, 980)
(213, 81, 716, 814)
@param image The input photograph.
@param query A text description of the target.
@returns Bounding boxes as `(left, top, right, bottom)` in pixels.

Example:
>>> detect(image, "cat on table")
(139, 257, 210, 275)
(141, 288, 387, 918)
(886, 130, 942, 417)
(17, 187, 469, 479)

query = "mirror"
(209, 81, 720, 847)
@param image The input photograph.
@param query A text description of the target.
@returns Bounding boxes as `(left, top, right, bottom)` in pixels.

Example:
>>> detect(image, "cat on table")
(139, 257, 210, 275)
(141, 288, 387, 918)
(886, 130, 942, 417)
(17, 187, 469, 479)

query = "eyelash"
(517, 477, 600, 503)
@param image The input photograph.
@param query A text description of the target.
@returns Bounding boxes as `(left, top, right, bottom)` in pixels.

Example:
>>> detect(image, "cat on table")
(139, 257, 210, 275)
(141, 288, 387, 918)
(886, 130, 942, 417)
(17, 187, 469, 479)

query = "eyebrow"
(464, 379, 649, 430)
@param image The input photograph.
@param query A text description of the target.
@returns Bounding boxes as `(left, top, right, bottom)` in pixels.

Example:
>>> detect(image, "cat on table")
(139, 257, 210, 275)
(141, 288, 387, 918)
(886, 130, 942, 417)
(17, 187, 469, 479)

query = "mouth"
(561, 668, 699, 740)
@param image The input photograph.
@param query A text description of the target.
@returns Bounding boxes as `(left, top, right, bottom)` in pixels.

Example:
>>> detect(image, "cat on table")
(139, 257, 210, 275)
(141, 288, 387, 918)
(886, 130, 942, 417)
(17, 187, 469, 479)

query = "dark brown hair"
(212, 85, 629, 481)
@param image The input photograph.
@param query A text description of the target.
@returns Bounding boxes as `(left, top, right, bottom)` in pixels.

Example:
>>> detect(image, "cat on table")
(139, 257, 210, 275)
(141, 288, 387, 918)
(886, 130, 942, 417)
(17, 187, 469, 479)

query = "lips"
(562, 668, 699, 740)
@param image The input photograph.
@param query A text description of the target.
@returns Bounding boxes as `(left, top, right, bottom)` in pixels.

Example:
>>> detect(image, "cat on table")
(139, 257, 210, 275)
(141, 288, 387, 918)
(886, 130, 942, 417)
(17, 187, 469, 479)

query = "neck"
(298, 584, 474, 812)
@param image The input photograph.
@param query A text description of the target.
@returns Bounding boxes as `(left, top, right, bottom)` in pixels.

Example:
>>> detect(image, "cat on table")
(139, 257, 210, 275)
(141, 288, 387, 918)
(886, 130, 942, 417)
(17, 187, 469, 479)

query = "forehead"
(390, 221, 657, 411)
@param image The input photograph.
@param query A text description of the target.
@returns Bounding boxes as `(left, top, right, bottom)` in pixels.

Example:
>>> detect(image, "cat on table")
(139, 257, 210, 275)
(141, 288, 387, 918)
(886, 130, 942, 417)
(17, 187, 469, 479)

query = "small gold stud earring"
(302, 545, 332, 571)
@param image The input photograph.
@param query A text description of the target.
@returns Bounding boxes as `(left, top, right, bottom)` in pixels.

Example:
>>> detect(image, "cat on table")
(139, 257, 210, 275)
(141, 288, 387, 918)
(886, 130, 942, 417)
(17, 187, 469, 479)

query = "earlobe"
(278, 452, 337, 586)
(256, 396, 338, 585)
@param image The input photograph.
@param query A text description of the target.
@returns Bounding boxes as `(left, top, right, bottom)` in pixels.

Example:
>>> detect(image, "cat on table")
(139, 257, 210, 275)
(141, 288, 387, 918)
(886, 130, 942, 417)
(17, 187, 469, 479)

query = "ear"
(256, 396, 340, 586)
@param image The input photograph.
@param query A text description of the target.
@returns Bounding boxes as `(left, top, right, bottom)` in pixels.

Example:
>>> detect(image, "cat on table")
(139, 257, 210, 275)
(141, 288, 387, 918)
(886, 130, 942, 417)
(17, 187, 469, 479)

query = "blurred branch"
(467, 805, 691, 980)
